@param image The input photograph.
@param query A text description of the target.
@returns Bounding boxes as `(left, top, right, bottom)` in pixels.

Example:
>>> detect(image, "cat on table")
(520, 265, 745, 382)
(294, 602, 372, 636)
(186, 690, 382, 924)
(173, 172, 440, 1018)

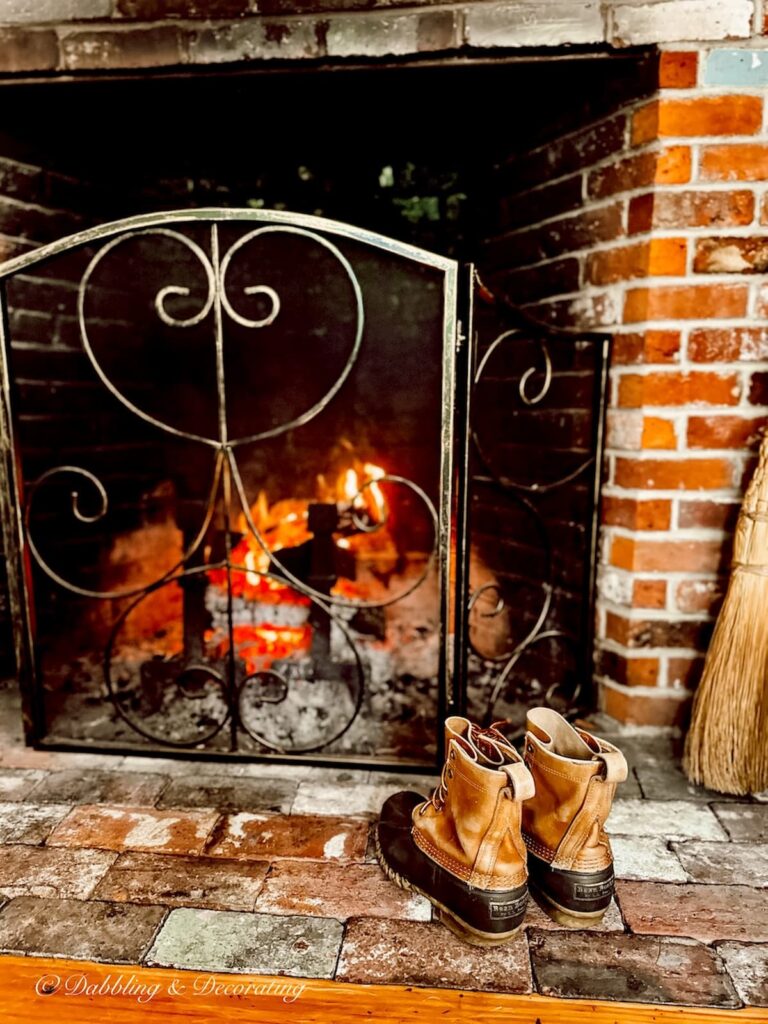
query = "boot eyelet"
(526, 743, 534, 754)
(449, 749, 456, 760)
(446, 768, 454, 779)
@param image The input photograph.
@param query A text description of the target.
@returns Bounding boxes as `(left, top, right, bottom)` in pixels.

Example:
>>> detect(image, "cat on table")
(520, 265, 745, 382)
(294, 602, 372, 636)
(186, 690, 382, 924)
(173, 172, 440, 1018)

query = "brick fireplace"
(0, 0, 767, 737)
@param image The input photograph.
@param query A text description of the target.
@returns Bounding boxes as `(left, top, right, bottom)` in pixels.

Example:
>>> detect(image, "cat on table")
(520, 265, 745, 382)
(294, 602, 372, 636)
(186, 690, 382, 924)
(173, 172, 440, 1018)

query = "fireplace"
(0, 59, 640, 768)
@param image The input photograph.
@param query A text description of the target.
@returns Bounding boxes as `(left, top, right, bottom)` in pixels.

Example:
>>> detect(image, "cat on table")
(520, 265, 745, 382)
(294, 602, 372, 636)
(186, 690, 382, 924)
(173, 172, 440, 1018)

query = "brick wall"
(481, 44, 768, 726)
(0, 0, 761, 72)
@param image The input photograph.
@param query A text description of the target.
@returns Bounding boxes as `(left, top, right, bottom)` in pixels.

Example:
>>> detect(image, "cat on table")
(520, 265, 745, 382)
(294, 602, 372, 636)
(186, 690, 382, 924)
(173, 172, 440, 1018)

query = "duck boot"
(376, 716, 534, 947)
(519, 708, 627, 927)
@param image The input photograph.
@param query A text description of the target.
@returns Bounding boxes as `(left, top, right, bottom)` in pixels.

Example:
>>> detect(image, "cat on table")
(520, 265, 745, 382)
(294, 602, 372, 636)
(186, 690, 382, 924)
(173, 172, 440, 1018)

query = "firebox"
(0, 63, 622, 769)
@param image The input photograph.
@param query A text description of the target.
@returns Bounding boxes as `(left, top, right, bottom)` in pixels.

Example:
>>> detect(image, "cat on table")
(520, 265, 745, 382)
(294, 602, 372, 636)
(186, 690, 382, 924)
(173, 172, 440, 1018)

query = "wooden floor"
(0, 956, 764, 1024)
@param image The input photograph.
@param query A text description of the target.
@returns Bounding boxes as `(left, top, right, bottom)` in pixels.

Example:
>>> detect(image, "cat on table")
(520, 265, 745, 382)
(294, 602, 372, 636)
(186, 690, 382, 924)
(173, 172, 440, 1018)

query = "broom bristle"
(683, 569, 768, 795)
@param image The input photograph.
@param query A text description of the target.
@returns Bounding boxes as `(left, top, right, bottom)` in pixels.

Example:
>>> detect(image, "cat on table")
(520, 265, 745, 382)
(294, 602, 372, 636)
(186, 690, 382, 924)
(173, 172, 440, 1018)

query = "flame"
(206, 453, 395, 671)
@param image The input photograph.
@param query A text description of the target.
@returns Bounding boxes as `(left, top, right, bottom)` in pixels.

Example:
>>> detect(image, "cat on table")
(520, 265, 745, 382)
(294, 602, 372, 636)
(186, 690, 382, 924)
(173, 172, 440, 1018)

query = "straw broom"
(683, 432, 768, 795)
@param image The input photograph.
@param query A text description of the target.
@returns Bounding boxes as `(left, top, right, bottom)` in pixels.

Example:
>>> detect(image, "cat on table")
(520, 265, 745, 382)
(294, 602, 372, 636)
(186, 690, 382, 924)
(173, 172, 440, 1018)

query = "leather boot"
(520, 707, 627, 926)
(376, 716, 534, 946)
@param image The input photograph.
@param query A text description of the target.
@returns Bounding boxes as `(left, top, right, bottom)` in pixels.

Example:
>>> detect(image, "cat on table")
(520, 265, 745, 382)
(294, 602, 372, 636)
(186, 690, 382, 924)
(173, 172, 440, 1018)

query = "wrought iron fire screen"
(0, 209, 609, 769)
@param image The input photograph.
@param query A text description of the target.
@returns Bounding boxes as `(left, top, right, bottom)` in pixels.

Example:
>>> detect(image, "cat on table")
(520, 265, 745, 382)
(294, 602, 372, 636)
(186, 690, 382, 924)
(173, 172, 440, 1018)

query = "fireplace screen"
(0, 211, 461, 768)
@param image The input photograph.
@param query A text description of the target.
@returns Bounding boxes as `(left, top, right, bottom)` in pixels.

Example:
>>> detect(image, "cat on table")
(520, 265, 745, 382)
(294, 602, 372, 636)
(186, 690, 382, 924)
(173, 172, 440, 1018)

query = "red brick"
(256, 861, 430, 921)
(0, 28, 58, 73)
(689, 327, 768, 363)
(700, 144, 768, 181)
(629, 190, 755, 232)
(605, 612, 712, 650)
(675, 578, 725, 615)
(642, 417, 677, 449)
(587, 147, 690, 197)
(618, 372, 740, 408)
(678, 500, 740, 530)
(60, 27, 186, 71)
(617, 881, 768, 944)
(612, 331, 681, 365)
(632, 102, 660, 146)
(602, 496, 671, 530)
(694, 236, 768, 274)
(489, 203, 624, 270)
(659, 51, 698, 88)
(587, 239, 686, 285)
(601, 683, 692, 726)
(509, 115, 626, 190)
(610, 534, 728, 572)
(633, 579, 667, 609)
(749, 372, 768, 405)
(624, 285, 748, 322)
(668, 656, 705, 688)
(92, 851, 268, 910)
(206, 813, 368, 862)
(688, 415, 767, 450)
(47, 805, 219, 856)
(597, 649, 661, 687)
(118, 0, 247, 14)
(337, 917, 532, 991)
(0, 846, 115, 900)
(614, 457, 735, 491)
(588, 151, 657, 199)
(529, 929, 737, 1007)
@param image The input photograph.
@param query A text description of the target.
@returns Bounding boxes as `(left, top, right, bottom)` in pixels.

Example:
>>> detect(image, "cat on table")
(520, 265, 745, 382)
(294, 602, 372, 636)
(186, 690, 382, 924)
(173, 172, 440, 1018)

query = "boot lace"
(421, 723, 513, 814)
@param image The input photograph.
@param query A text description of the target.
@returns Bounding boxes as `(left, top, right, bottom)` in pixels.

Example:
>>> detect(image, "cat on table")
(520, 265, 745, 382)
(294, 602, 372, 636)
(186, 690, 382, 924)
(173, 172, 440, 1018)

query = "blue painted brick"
(704, 49, 768, 87)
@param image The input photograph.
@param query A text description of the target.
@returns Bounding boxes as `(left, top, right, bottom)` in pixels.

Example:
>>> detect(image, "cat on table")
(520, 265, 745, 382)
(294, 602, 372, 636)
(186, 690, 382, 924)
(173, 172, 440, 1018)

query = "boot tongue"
(527, 707, 593, 760)
(445, 717, 517, 766)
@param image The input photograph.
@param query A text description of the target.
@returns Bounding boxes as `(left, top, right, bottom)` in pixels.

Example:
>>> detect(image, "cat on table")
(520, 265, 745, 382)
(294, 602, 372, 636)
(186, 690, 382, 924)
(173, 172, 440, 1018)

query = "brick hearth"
(0, 680, 765, 1009)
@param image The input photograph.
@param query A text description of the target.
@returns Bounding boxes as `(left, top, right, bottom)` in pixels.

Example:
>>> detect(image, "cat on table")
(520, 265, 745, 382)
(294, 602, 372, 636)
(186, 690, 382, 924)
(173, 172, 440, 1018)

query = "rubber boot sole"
(374, 827, 524, 948)
(529, 880, 607, 928)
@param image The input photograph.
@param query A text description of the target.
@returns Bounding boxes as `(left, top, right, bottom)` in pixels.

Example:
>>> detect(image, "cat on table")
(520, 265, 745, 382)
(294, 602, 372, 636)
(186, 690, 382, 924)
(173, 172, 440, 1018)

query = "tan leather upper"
(411, 717, 534, 890)
(521, 708, 627, 872)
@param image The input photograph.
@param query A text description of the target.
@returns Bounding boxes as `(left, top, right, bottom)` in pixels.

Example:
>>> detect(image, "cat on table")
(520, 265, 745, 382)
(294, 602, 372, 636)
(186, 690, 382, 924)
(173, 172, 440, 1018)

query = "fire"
(206, 456, 395, 672)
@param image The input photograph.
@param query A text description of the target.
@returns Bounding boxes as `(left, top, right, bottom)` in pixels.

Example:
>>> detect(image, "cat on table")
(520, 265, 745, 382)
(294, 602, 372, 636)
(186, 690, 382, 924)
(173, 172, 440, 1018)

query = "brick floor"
(0, 685, 766, 1009)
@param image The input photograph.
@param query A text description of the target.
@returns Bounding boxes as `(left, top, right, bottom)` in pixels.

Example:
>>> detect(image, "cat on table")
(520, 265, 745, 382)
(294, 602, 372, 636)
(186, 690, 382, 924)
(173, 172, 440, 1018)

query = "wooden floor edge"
(0, 954, 762, 1023)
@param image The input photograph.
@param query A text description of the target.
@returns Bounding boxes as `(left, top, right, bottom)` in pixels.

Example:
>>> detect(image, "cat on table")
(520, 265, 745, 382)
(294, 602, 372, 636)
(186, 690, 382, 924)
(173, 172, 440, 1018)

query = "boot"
(376, 716, 534, 947)
(520, 707, 627, 926)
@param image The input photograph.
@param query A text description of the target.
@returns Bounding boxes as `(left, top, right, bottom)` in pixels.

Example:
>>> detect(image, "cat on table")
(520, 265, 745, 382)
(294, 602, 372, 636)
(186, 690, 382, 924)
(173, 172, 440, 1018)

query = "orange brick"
(613, 457, 735, 490)
(645, 330, 681, 362)
(687, 414, 767, 449)
(618, 371, 740, 408)
(648, 237, 687, 275)
(610, 534, 636, 570)
(658, 95, 762, 137)
(656, 146, 692, 184)
(762, 193, 768, 225)
(600, 684, 691, 726)
(609, 534, 727, 572)
(700, 144, 768, 181)
(642, 417, 677, 449)
(602, 496, 672, 530)
(624, 284, 748, 322)
(633, 579, 667, 609)
(625, 658, 662, 686)
(632, 101, 659, 146)
(659, 51, 698, 89)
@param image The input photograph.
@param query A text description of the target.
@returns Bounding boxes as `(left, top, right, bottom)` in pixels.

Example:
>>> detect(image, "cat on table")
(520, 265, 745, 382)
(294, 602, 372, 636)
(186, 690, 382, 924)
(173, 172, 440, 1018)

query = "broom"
(683, 431, 768, 796)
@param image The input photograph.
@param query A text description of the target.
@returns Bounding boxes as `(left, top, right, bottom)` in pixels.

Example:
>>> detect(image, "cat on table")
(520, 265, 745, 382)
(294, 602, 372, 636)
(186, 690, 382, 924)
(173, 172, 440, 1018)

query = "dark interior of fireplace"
(0, 53, 656, 767)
